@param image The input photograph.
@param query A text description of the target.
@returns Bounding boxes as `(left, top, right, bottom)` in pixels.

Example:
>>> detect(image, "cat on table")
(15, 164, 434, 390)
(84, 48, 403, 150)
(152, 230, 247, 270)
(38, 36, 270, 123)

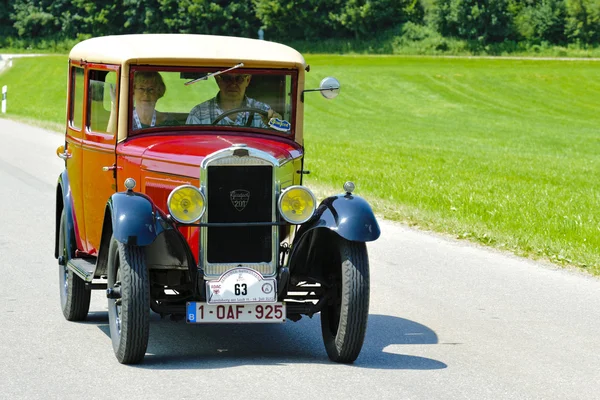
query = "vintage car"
(54, 34, 380, 364)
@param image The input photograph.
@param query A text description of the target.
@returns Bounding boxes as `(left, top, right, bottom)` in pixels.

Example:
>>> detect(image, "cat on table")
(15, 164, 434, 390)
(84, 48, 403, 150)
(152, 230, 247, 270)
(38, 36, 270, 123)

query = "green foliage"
(433, 0, 515, 42)
(11, 1, 55, 38)
(0, 0, 13, 37)
(514, 0, 567, 44)
(254, 0, 344, 41)
(255, 0, 424, 40)
(156, 0, 261, 37)
(330, 0, 425, 39)
(1, 0, 599, 49)
(565, 0, 600, 43)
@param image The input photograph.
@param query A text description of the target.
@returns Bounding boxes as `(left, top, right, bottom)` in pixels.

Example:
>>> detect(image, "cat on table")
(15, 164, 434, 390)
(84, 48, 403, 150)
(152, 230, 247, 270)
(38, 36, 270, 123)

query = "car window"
(88, 69, 117, 134)
(69, 66, 84, 130)
(129, 68, 296, 135)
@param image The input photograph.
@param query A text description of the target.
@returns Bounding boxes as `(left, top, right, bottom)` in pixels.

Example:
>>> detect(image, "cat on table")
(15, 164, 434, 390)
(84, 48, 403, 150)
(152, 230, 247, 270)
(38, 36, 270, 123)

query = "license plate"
(206, 267, 277, 304)
(186, 302, 285, 323)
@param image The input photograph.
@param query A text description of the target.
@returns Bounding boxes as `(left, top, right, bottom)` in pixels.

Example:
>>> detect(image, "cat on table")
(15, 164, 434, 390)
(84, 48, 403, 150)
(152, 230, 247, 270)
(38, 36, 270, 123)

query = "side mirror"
(319, 77, 340, 99)
(301, 76, 341, 102)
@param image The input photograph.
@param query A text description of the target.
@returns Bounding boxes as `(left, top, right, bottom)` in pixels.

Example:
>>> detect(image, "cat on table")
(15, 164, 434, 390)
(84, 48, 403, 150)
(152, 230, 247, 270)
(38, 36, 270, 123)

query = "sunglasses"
(217, 74, 249, 84)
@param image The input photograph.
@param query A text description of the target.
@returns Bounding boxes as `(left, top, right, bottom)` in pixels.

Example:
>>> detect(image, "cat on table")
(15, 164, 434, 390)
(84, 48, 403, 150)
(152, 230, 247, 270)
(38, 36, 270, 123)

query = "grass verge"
(1, 54, 598, 275)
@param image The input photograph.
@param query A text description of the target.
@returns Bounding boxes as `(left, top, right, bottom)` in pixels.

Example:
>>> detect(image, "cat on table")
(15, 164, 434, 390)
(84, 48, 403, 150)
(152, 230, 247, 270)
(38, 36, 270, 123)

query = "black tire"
(58, 211, 91, 321)
(320, 237, 370, 363)
(107, 237, 150, 364)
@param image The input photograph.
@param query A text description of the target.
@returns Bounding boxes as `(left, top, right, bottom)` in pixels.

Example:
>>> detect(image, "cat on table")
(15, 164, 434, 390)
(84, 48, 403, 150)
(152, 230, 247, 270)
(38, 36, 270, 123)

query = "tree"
(434, 0, 515, 43)
(254, 0, 345, 41)
(11, 0, 56, 38)
(157, 0, 261, 37)
(513, 0, 567, 44)
(0, 0, 15, 37)
(565, 0, 600, 44)
(331, 0, 425, 39)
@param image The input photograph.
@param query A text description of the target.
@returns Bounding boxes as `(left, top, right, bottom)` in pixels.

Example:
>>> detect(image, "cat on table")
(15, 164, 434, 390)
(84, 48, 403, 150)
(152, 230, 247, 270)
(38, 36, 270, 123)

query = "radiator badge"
(230, 189, 250, 211)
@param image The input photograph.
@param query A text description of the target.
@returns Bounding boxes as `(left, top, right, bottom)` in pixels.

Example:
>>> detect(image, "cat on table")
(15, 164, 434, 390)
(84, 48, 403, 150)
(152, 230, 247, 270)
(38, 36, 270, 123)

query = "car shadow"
(84, 311, 446, 370)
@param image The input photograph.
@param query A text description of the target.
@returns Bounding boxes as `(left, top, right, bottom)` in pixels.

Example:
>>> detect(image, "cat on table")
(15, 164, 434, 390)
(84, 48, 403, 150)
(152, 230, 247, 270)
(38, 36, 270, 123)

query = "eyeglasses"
(216, 75, 249, 84)
(135, 87, 156, 94)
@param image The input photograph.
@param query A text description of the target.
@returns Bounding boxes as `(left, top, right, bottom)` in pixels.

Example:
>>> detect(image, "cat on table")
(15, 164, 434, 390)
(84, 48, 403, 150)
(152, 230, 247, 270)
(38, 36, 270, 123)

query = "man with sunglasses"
(186, 73, 281, 127)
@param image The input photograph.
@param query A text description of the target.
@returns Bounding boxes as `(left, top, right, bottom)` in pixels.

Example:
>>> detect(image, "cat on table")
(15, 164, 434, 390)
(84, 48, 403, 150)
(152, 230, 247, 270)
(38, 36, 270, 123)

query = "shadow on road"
(83, 312, 445, 370)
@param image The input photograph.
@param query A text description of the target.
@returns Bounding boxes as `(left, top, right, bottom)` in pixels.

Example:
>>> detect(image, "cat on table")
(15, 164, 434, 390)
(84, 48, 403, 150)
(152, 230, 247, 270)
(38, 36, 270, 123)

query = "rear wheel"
(58, 211, 90, 321)
(107, 237, 150, 364)
(320, 237, 370, 363)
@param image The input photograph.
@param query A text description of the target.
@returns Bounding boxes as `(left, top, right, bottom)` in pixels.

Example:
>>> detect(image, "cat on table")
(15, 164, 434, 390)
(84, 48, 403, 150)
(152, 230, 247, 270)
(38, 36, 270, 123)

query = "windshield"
(128, 66, 296, 136)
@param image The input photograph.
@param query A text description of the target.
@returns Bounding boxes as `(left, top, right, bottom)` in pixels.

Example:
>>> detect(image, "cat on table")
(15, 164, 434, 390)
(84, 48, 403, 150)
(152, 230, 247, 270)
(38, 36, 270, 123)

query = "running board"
(67, 258, 96, 282)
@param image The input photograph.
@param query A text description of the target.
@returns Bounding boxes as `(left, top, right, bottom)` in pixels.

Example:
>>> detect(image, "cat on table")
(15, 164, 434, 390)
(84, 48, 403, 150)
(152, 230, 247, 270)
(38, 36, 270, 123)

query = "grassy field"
(1, 55, 599, 274)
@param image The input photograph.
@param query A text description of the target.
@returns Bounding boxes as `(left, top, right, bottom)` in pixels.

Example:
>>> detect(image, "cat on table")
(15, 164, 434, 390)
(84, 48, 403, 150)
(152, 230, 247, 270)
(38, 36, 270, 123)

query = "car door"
(64, 63, 88, 254)
(81, 65, 120, 254)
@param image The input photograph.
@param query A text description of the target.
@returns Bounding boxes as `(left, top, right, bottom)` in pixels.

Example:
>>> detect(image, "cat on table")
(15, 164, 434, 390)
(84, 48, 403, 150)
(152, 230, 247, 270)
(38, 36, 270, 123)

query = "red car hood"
(122, 134, 303, 178)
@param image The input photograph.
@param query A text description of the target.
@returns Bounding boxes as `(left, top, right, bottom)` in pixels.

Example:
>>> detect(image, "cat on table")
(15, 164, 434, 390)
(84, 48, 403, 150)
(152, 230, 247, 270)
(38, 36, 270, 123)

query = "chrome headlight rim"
(278, 185, 317, 225)
(167, 184, 206, 224)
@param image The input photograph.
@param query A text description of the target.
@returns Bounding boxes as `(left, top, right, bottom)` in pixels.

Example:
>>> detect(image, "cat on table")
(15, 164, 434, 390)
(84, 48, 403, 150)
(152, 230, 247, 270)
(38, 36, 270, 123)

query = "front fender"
(94, 191, 195, 279)
(108, 191, 168, 246)
(298, 193, 380, 242)
(286, 194, 380, 279)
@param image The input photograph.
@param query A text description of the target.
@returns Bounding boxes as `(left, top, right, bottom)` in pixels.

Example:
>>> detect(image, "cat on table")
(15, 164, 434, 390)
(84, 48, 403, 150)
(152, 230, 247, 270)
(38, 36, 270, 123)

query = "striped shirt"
(186, 93, 270, 128)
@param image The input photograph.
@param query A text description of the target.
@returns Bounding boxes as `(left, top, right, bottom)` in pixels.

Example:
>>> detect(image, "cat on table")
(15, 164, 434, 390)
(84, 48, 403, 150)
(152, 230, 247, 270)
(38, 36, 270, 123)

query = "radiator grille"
(206, 165, 273, 263)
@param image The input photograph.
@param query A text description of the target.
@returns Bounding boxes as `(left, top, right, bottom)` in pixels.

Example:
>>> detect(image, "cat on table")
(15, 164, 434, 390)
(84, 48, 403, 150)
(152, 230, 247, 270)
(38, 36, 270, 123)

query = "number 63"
(235, 283, 247, 296)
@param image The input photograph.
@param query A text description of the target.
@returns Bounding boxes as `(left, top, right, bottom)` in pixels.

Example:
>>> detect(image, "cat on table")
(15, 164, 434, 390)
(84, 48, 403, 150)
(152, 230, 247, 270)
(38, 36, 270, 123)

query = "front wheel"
(107, 237, 150, 364)
(320, 237, 370, 363)
(58, 211, 90, 321)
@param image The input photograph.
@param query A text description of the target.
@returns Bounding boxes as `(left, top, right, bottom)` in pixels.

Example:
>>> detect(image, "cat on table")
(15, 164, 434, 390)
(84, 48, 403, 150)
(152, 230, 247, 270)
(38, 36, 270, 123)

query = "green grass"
(302, 55, 600, 273)
(1, 55, 599, 274)
(0, 55, 68, 125)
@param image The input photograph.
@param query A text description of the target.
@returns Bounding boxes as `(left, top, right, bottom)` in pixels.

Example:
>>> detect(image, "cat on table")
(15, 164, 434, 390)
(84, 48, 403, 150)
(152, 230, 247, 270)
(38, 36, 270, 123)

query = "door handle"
(102, 165, 122, 172)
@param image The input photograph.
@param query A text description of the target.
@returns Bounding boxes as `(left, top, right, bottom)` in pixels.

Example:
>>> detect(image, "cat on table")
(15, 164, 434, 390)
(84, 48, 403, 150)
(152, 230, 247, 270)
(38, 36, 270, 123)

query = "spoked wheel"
(320, 236, 370, 363)
(58, 211, 90, 321)
(107, 237, 150, 364)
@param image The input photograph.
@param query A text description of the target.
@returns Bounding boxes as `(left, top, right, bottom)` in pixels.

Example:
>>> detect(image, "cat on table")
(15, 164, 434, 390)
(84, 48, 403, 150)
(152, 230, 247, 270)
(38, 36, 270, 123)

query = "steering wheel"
(211, 107, 269, 126)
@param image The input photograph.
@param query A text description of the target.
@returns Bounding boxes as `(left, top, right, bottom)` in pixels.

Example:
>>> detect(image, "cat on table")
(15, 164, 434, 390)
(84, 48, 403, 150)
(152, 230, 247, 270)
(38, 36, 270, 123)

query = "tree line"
(0, 0, 598, 48)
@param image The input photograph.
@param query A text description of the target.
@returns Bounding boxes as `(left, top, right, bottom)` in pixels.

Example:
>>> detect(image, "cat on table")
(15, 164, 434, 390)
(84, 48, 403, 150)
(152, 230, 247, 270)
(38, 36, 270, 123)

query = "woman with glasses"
(186, 73, 281, 128)
(130, 71, 178, 130)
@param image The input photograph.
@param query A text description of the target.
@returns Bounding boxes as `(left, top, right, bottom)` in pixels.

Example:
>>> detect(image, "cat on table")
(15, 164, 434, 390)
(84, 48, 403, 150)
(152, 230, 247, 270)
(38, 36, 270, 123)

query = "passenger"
(131, 71, 177, 129)
(186, 73, 281, 127)
(107, 71, 177, 133)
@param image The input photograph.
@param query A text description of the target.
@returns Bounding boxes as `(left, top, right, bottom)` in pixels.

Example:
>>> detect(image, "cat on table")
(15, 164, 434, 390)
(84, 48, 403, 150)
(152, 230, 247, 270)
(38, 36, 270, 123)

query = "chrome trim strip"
(200, 145, 282, 169)
(67, 259, 94, 283)
(200, 145, 281, 278)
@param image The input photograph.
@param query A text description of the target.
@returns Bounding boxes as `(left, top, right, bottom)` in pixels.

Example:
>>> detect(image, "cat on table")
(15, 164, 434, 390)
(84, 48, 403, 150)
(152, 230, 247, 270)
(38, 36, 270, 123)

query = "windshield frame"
(127, 65, 299, 139)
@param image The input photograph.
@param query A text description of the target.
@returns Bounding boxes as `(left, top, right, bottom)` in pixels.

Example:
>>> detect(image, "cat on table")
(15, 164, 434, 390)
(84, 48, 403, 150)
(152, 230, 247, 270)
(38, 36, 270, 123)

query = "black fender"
(107, 190, 168, 246)
(287, 193, 380, 279)
(94, 190, 197, 282)
(299, 193, 380, 242)
(55, 170, 76, 260)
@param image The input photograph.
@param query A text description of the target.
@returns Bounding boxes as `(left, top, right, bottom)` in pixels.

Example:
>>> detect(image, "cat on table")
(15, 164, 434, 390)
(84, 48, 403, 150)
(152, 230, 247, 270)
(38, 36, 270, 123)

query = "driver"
(186, 73, 281, 127)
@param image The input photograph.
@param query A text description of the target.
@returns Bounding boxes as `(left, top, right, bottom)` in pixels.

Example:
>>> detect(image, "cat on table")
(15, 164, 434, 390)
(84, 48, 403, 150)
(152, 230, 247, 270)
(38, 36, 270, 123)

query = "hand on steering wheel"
(211, 107, 269, 126)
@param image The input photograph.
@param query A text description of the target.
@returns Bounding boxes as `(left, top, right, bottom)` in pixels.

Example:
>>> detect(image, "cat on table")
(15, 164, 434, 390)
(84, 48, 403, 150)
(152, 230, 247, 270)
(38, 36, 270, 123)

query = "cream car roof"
(69, 34, 307, 69)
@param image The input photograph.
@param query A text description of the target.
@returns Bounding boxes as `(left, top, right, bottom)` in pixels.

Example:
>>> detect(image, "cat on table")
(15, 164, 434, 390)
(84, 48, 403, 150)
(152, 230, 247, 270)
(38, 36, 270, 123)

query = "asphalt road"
(0, 118, 599, 399)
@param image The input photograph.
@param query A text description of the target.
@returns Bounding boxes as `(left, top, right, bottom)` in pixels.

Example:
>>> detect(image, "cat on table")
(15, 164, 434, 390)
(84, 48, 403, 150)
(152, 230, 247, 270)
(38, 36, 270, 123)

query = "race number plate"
(186, 302, 285, 323)
(206, 267, 277, 304)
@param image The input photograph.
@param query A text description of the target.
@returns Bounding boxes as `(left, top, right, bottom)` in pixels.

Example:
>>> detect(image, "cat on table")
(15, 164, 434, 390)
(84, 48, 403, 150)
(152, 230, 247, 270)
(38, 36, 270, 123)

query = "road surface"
(0, 118, 598, 399)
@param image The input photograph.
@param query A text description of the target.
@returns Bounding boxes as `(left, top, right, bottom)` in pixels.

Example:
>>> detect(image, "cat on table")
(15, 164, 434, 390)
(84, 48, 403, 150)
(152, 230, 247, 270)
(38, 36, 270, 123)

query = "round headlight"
(167, 185, 206, 224)
(278, 186, 316, 224)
